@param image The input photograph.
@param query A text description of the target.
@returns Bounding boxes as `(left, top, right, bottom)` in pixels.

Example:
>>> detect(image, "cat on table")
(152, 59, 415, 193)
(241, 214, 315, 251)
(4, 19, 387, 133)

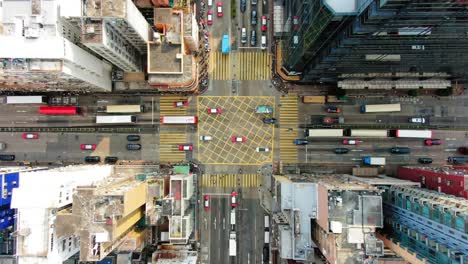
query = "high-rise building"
(381, 185, 468, 264)
(11, 165, 113, 264)
(398, 166, 468, 199)
(276, 0, 468, 85)
(0, 0, 113, 92)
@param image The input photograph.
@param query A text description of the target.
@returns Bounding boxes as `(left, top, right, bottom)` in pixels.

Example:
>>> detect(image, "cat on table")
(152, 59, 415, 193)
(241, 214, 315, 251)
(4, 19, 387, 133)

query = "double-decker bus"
(348, 129, 388, 138)
(306, 129, 344, 138)
(361, 103, 401, 113)
(39, 106, 78, 115)
(105, 105, 144, 113)
(96, 115, 137, 124)
(395, 129, 433, 139)
(161, 116, 198, 124)
(6, 96, 45, 104)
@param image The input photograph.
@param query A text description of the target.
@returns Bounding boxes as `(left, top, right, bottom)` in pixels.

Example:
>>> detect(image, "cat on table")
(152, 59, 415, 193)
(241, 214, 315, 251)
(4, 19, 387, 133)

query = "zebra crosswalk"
(209, 51, 272, 80)
(279, 96, 299, 163)
(159, 96, 188, 116)
(200, 174, 261, 188)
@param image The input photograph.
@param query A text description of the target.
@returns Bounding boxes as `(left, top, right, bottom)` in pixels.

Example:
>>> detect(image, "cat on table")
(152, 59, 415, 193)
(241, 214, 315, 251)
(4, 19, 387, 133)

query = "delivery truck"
(362, 157, 386, 166)
(229, 232, 236, 256)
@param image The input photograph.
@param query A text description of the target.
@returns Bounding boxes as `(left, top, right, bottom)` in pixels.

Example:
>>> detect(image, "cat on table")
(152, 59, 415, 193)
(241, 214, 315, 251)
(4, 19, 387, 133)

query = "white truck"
(230, 209, 236, 227)
(362, 157, 386, 166)
(229, 232, 236, 256)
(264, 231, 270, 244)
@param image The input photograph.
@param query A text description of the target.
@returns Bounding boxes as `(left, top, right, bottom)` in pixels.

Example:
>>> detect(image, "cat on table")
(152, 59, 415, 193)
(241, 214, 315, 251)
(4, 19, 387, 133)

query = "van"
(0, 142, 5, 150)
(264, 215, 270, 230)
(390, 147, 411, 154)
(261, 35, 267, 50)
(250, 30, 257, 46)
(0, 154, 15, 161)
(251, 10, 257, 25)
(85, 156, 100, 163)
(127, 144, 142, 150)
(240, 0, 246, 12)
(241, 28, 247, 44)
(208, 0, 213, 7)
(255, 105, 273, 113)
(200, 135, 213, 141)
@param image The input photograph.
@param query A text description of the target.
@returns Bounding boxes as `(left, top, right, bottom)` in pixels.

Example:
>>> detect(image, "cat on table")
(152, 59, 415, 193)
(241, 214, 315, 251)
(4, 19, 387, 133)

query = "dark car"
(448, 157, 468, 164)
(251, 0, 257, 5)
(458, 147, 468, 155)
(325, 106, 341, 113)
(105, 156, 118, 163)
(294, 139, 308, 145)
(127, 135, 141, 141)
(127, 144, 142, 150)
(390, 147, 411, 154)
(0, 154, 15, 161)
(262, 118, 277, 124)
(334, 148, 349, 154)
(85, 156, 100, 163)
(251, 10, 257, 25)
(263, 246, 269, 263)
(250, 29, 257, 46)
(240, 0, 246, 12)
(418, 158, 433, 164)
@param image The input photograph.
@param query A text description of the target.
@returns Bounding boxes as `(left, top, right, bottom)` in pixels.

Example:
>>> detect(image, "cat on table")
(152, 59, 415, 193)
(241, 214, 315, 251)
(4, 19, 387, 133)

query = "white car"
(200, 135, 213, 141)
(410, 117, 426, 124)
(256, 147, 269, 152)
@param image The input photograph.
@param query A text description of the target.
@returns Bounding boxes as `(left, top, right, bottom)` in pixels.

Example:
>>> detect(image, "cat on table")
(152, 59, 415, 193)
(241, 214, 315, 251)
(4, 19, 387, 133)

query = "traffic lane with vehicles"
(208, 194, 232, 264)
(237, 188, 264, 264)
(206, 0, 231, 49)
(0, 133, 159, 163)
(296, 130, 467, 165)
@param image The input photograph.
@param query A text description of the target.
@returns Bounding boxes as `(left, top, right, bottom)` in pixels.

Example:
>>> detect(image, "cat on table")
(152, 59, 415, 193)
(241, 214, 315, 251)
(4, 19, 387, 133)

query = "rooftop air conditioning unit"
(25, 27, 39, 38)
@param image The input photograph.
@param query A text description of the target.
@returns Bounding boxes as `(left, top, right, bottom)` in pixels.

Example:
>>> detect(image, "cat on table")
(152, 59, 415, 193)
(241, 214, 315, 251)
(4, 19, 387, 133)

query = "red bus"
(39, 106, 78, 115)
(161, 116, 198, 124)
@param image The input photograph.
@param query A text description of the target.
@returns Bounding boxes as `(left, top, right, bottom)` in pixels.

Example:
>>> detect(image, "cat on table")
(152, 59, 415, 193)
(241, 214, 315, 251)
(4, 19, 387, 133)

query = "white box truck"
(229, 232, 236, 256)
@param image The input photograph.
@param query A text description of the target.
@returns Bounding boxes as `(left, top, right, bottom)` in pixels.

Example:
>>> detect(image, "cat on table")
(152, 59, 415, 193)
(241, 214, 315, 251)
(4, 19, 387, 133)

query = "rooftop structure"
(56, 175, 147, 262)
(146, 8, 199, 92)
(382, 185, 468, 264)
(11, 165, 113, 264)
(151, 244, 198, 263)
(272, 174, 384, 263)
(277, 0, 468, 85)
(0, 0, 112, 92)
(398, 166, 468, 199)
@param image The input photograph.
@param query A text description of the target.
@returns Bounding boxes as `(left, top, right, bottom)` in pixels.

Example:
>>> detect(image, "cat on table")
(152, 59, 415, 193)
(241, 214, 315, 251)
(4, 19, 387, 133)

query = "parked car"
(251, 0, 257, 5)
(390, 147, 411, 154)
(173, 101, 188, 107)
(127, 144, 142, 150)
(204, 195, 210, 210)
(0, 155, 15, 161)
(251, 10, 257, 25)
(262, 118, 277, 124)
(84, 156, 100, 163)
(325, 106, 341, 113)
(231, 191, 237, 207)
(81, 144, 96, 150)
(343, 139, 360, 145)
(458, 147, 468, 155)
(207, 10, 213, 25)
(261, 16, 267, 31)
(127, 135, 141, 141)
(22, 133, 38, 139)
(207, 108, 222, 114)
(208, 0, 213, 7)
(418, 158, 433, 164)
(231, 136, 246, 143)
(178, 144, 193, 151)
(241, 28, 247, 44)
(0, 142, 6, 150)
(424, 139, 442, 146)
(105, 156, 118, 163)
(200, 135, 213, 141)
(261, 35, 266, 50)
(250, 29, 257, 46)
(409, 117, 426, 124)
(293, 139, 308, 145)
(256, 147, 270, 152)
(240, 0, 246, 12)
(334, 148, 349, 154)
(217, 2, 223, 17)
